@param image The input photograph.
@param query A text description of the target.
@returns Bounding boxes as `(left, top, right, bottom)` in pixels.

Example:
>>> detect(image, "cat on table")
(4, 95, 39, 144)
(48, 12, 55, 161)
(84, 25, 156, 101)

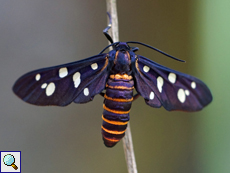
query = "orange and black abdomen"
(102, 74, 134, 147)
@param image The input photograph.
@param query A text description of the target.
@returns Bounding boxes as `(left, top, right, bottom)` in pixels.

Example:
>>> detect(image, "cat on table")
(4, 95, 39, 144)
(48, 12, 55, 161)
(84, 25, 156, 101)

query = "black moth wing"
(134, 55, 212, 111)
(13, 53, 110, 106)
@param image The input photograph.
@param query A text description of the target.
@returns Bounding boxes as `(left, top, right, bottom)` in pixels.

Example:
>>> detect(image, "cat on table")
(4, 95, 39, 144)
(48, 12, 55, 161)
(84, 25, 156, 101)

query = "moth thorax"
(112, 51, 131, 74)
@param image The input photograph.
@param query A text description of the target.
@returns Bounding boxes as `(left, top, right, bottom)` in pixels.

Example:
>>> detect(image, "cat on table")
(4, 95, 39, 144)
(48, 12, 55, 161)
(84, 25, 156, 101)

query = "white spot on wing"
(143, 66, 150, 73)
(185, 89, 190, 96)
(91, 63, 98, 70)
(149, 91, 154, 100)
(177, 88, 186, 103)
(35, 74, 41, 81)
(157, 76, 164, 93)
(73, 72, 81, 88)
(46, 82, 55, 96)
(83, 88, 89, 96)
(41, 83, 47, 89)
(168, 73, 176, 83)
(59, 67, 68, 78)
(191, 81, 196, 89)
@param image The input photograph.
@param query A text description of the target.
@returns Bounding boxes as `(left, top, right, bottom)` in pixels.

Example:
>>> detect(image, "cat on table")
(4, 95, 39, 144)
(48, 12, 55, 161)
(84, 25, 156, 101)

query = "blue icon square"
(0, 151, 21, 173)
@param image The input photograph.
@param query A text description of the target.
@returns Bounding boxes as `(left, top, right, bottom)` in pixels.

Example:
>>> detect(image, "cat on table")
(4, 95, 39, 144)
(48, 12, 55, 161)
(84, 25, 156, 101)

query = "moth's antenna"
(99, 42, 119, 54)
(127, 41, 185, 62)
(103, 12, 114, 44)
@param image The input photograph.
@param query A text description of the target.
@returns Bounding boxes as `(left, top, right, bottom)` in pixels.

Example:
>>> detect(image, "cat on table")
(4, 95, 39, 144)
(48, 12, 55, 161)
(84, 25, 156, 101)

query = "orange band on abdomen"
(110, 74, 132, 80)
(102, 115, 128, 125)
(101, 126, 126, 135)
(103, 104, 130, 114)
(103, 136, 120, 142)
(106, 84, 134, 90)
(104, 94, 133, 102)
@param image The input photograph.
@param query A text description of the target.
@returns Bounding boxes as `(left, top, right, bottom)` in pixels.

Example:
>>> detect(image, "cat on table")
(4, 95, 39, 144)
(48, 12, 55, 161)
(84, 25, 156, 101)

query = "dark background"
(0, 0, 228, 173)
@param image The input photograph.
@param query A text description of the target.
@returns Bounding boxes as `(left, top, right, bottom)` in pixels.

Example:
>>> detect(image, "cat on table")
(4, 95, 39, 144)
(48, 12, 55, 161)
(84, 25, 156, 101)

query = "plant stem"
(106, 0, 119, 43)
(106, 1, 138, 173)
(122, 123, 138, 173)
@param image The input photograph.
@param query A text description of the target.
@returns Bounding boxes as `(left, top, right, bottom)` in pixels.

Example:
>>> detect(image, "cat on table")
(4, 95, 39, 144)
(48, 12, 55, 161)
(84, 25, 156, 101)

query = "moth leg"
(131, 47, 139, 52)
(133, 94, 140, 101)
(100, 92, 105, 97)
(103, 12, 114, 44)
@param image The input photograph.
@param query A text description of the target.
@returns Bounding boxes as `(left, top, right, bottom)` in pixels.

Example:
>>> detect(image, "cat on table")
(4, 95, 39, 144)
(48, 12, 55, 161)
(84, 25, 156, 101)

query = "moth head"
(114, 42, 130, 52)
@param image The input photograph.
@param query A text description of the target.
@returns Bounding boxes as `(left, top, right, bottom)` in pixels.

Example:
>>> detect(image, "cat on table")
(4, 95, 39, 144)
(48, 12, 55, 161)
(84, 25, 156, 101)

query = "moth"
(13, 14, 212, 147)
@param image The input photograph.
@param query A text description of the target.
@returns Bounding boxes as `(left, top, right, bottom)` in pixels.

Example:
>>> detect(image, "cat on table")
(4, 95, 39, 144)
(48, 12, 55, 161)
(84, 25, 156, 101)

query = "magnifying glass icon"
(3, 154, 18, 170)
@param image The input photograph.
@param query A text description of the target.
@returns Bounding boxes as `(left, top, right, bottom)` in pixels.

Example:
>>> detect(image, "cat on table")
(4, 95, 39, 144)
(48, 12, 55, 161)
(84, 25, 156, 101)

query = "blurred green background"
(0, 0, 229, 173)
